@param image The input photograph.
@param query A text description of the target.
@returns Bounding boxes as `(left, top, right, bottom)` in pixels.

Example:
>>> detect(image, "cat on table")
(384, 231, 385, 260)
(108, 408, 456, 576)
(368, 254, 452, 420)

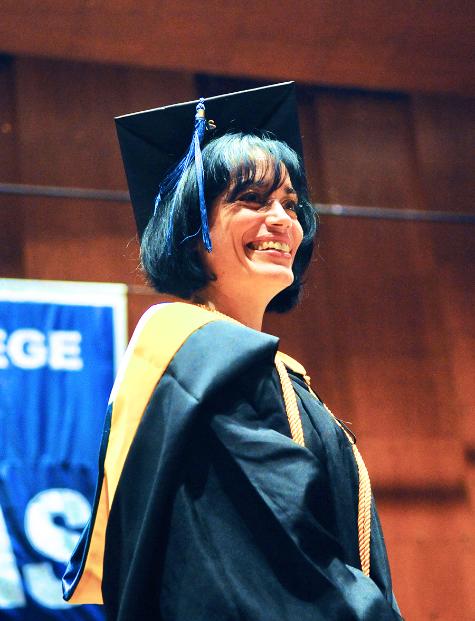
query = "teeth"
(251, 241, 290, 252)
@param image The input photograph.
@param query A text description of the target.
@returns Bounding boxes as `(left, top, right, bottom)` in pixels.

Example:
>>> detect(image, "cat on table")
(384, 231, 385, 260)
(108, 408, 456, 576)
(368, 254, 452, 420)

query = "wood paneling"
(13, 57, 196, 189)
(11, 58, 196, 283)
(412, 95, 475, 453)
(0, 1, 474, 95)
(413, 95, 475, 213)
(311, 90, 422, 208)
(0, 56, 23, 276)
(0, 57, 17, 182)
(380, 493, 473, 619)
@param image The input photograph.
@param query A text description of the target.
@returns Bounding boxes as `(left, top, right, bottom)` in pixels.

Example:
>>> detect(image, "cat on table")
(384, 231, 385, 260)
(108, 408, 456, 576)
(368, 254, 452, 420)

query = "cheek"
(293, 221, 304, 250)
(203, 223, 238, 276)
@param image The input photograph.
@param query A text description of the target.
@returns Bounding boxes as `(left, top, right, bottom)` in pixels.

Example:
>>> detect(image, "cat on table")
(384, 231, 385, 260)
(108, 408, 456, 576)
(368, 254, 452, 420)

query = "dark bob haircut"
(141, 133, 318, 313)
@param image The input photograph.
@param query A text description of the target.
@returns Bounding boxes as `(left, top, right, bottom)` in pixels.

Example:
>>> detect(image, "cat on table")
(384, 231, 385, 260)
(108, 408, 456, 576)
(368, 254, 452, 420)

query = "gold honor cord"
(195, 305, 372, 577)
(277, 359, 372, 576)
(324, 404, 372, 576)
(275, 357, 305, 446)
(303, 377, 372, 577)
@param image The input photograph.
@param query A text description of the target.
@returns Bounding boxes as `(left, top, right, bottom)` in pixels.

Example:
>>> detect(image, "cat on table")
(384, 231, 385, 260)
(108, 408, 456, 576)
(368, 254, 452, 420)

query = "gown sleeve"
(97, 318, 403, 621)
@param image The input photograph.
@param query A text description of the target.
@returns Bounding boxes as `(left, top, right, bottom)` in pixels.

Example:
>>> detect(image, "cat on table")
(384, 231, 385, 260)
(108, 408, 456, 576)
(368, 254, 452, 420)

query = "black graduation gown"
(63, 304, 403, 621)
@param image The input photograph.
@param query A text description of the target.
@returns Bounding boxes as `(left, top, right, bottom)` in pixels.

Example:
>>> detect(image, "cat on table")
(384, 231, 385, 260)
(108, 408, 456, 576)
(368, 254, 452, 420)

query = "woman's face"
(201, 161, 304, 303)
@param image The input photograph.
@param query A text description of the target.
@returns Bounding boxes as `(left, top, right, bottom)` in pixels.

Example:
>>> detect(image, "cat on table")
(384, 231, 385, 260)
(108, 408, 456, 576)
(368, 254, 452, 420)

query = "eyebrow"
(234, 184, 298, 203)
(227, 176, 298, 203)
(245, 182, 297, 195)
(278, 184, 298, 199)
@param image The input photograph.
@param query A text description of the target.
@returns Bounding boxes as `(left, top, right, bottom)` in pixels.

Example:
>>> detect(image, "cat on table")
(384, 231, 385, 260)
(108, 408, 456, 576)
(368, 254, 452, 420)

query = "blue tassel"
(154, 98, 212, 253)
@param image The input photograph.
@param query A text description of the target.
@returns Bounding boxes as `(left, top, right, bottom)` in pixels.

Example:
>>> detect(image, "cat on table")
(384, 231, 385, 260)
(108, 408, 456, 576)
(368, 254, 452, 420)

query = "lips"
(247, 240, 291, 253)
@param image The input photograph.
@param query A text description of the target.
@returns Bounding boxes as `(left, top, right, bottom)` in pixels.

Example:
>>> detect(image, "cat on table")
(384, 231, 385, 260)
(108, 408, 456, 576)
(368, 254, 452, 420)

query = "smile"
(247, 240, 291, 253)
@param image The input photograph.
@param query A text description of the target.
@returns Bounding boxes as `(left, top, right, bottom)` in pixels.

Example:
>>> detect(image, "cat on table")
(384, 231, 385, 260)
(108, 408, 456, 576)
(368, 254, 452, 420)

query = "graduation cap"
(115, 81, 303, 245)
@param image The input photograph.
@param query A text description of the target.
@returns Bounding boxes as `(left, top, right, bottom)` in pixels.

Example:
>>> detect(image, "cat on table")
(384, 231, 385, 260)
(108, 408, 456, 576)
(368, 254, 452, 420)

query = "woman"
(63, 84, 403, 620)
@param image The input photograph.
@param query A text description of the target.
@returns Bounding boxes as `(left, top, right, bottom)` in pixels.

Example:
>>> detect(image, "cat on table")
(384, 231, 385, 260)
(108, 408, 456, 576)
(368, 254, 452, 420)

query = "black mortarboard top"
(115, 81, 303, 240)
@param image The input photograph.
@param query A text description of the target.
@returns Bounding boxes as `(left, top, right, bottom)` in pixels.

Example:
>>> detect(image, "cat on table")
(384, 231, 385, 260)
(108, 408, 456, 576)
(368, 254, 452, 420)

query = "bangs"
(202, 133, 304, 207)
(225, 155, 290, 203)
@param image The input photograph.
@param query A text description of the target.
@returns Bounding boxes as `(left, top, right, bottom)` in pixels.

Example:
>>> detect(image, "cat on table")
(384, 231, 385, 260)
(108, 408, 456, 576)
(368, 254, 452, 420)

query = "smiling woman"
(140, 132, 315, 327)
(201, 161, 303, 328)
(62, 83, 403, 621)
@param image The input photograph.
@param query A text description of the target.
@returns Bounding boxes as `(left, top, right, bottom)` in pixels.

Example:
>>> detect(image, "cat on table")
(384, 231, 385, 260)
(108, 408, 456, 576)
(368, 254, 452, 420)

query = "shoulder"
(137, 302, 279, 363)
(157, 305, 280, 399)
(111, 302, 280, 401)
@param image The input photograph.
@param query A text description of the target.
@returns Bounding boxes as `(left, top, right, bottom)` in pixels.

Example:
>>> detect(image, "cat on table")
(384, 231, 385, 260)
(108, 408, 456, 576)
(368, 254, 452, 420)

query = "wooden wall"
(1, 0, 474, 95)
(1, 56, 474, 620)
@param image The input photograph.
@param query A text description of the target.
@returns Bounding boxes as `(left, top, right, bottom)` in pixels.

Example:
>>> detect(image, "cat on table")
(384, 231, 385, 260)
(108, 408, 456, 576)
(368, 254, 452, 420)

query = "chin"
(254, 265, 294, 290)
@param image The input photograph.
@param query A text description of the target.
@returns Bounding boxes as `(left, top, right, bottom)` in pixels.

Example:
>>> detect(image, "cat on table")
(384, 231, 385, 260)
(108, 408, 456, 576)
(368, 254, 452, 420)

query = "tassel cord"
(194, 127, 211, 252)
(153, 98, 211, 254)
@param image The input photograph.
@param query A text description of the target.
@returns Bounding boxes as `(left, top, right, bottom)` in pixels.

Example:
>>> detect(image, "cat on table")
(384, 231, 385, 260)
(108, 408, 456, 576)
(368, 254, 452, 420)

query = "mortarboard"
(115, 81, 303, 242)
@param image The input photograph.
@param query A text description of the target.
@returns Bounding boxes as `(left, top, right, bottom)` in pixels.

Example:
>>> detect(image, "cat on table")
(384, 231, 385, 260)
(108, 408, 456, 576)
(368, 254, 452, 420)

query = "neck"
(192, 287, 269, 331)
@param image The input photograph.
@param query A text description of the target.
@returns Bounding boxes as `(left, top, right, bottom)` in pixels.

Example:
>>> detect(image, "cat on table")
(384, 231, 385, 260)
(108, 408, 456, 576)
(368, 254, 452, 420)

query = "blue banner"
(0, 280, 127, 620)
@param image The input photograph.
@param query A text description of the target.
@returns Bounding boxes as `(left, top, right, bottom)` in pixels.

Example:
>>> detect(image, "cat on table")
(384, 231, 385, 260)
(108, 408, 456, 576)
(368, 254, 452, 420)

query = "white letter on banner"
(0, 329, 8, 369)
(8, 329, 47, 369)
(24, 488, 90, 563)
(22, 562, 71, 609)
(0, 506, 26, 608)
(23, 488, 90, 608)
(48, 331, 83, 371)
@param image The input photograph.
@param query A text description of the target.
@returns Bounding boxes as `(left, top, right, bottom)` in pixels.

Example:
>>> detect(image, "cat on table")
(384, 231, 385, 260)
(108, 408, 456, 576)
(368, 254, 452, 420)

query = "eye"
(283, 200, 299, 217)
(237, 191, 263, 204)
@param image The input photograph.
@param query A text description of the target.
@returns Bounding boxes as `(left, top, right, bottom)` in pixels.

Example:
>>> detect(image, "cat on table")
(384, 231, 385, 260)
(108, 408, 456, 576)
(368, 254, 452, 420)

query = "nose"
(265, 200, 292, 228)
